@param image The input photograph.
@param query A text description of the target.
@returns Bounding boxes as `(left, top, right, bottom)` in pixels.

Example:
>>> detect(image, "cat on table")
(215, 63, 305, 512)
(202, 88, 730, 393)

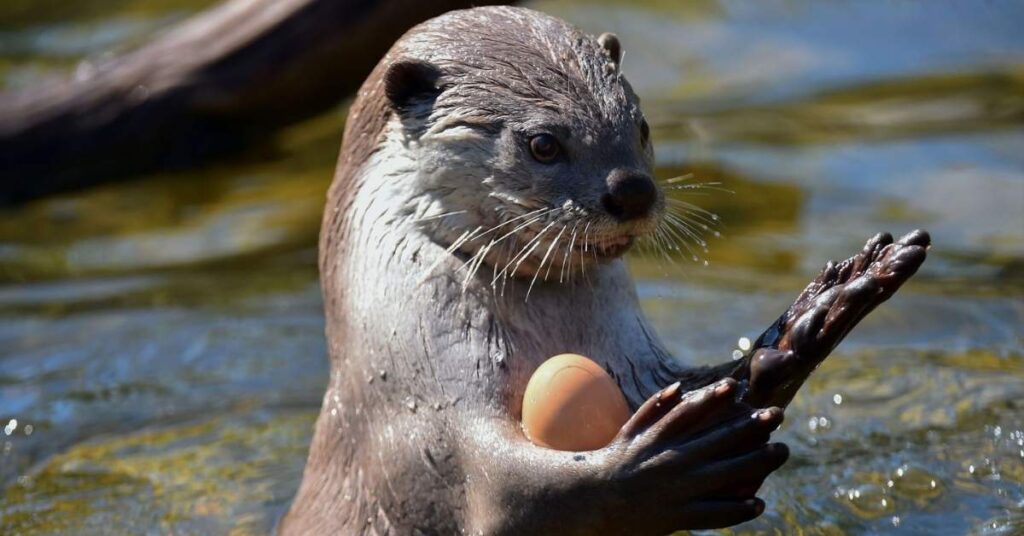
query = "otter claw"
(897, 228, 931, 248)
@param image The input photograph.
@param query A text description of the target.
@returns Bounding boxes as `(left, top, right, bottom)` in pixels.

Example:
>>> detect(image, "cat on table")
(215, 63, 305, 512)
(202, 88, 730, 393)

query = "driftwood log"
(0, 0, 508, 205)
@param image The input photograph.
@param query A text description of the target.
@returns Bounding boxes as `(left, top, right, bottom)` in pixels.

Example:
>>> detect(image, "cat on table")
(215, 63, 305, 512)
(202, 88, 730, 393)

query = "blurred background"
(0, 0, 1022, 534)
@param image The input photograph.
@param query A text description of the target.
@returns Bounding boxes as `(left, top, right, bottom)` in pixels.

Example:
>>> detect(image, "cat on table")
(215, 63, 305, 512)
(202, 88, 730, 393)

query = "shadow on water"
(1, 0, 1023, 534)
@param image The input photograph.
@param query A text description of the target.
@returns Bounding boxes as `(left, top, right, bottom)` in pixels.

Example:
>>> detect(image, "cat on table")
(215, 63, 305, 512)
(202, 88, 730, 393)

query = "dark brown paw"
(597, 380, 787, 532)
(741, 230, 930, 407)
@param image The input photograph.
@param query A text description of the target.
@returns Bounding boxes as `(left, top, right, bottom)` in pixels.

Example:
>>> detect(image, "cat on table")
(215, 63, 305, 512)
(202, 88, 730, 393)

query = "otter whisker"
(661, 213, 708, 262)
(496, 233, 537, 296)
(581, 221, 593, 255)
(483, 206, 549, 233)
(677, 214, 722, 241)
(496, 219, 558, 287)
(580, 222, 594, 288)
(493, 238, 507, 291)
(490, 211, 556, 289)
(541, 224, 567, 282)
(652, 222, 681, 269)
(659, 223, 683, 256)
(455, 207, 557, 293)
(668, 211, 718, 253)
(413, 209, 469, 223)
(665, 198, 721, 226)
(418, 226, 483, 283)
(663, 183, 733, 195)
(460, 237, 497, 292)
(436, 208, 554, 291)
(493, 230, 535, 292)
(490, 207, 559, 246)
(659, 174, 724, 188)
(560, 221, 579, 283)
(664, 209, 718, 235)
(659, 174, 734, 195)
(466, 207, 546, 248)
(579, 221, 593, 283)
(666, 203, 722, 235)
(526, 223, 566, 301)
(455, 207, 550, 252)
(641, 224, 666, 264)
(663, 212, 707, 246)
(663, 203, 722, 247)
(486, 210, 561, 294)
(661, 172, 695, 184)
(659, 219, 702, 262)
(638, 224, 660, 260)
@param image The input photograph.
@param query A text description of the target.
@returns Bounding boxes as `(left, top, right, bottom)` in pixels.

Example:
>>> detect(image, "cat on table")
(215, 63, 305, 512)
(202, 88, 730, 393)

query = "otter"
(282, 7, 930, 535)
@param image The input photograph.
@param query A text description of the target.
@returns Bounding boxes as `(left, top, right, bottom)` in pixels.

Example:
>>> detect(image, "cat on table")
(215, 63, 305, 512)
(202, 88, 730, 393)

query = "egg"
(521, 353, 631, 451)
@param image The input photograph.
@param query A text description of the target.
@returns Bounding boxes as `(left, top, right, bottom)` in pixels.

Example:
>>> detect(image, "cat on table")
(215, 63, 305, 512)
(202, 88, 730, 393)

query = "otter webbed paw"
(594, 379, 788, 532)
(739, 230, 931, 408)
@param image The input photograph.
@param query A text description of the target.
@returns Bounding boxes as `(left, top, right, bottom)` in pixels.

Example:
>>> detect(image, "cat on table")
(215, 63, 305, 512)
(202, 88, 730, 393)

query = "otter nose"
(602, 170, 657, 220)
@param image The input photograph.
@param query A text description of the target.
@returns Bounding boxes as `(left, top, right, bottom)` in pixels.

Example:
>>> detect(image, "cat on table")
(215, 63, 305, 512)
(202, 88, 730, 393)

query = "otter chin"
(282, 6, 930, 535)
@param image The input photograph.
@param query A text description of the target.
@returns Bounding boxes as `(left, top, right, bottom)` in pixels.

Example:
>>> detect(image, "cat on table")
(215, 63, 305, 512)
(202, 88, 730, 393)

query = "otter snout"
(602, 169, 658, 221)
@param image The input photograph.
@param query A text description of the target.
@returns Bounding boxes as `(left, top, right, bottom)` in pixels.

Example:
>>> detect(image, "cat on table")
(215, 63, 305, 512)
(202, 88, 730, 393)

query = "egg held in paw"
(521, 353, 631, 451)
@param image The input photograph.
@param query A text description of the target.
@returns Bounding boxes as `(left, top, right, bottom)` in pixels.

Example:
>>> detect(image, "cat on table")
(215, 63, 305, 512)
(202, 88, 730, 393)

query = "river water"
(1, 1, 1022, 534)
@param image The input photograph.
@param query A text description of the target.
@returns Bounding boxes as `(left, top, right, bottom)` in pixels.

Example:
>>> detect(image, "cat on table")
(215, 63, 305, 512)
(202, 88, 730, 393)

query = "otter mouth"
(455, 206, 661, 283)
(574, 234, 635, 259)
(429, 206, 662, 287)
(497, 225, 640, 280)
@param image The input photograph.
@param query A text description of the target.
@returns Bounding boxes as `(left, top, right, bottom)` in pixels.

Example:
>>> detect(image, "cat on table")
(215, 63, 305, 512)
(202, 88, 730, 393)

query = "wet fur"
(283, 6, 929, 535)
(284, 7, 703, 533)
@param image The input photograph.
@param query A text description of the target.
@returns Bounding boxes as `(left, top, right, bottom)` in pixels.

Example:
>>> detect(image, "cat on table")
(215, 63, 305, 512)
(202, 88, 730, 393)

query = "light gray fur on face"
(390, 6, 661, 281)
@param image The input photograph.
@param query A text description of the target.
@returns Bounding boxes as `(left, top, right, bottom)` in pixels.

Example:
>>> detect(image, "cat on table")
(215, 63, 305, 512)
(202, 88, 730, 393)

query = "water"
(1, 1, 1022, 534)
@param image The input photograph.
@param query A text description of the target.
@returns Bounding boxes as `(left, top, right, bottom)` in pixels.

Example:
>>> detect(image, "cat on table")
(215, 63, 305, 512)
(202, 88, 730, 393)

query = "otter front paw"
(741, 230, 930, 408)
(594, 378, 788, 533)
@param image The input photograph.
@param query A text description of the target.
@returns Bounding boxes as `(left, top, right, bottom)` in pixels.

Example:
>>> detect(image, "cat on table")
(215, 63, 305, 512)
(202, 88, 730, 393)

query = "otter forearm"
(459, 418, 604, 535)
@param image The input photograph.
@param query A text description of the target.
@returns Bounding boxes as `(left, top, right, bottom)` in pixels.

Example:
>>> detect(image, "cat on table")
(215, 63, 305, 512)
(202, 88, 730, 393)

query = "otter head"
(370, 7, 666, 283)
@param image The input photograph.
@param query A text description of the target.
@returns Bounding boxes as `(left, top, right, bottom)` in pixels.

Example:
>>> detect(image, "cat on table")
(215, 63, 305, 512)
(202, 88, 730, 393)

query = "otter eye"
(528, 134, 561, 163)
(639, 119, 650, 146)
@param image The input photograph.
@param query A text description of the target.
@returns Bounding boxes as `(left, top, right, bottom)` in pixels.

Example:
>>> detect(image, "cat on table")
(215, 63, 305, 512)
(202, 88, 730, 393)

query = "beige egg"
(521, 353, 631, 451)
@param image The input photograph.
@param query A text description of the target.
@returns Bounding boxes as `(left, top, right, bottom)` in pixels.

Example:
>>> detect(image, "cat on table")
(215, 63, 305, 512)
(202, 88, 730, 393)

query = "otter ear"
(383, 59, 441, 109)
(598, 33, 622, 71)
